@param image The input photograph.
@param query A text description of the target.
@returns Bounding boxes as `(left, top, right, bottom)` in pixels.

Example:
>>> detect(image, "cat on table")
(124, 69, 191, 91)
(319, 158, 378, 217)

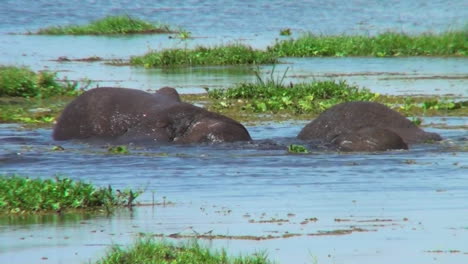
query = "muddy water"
(1, 1, 468, 263)
(1, 118, 467, 264)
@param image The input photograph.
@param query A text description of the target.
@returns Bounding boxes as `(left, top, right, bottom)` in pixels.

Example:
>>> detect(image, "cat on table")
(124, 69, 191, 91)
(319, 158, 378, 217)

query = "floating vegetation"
(96, 238, 272, 264)
(287, 144, 309, 154)
(279, 28, 292, 36)
(108, 145, 130, 155)
(33, 15, 178, 35)
(175, 29, 192, 40)
(269, 30, 467, 57)
(0, 176, 141, 214)
(52, 145, 65, 151)
(130, 44, 278, 68)
(0, 65, 88, 124)
(0, 65, 83, 98)
(207, 68, 378, 114)
(0, 96, 71, 125)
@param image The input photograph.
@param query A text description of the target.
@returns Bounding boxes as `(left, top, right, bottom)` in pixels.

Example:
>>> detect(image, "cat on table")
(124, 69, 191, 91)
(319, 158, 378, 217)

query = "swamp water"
(1, 1, 468, 263)
(0, 120, 467, 264)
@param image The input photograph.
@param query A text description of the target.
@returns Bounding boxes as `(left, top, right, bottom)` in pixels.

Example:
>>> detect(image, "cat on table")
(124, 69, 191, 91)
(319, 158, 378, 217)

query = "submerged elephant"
(298, 101, 441, 151)
(53, 87, 252, 144)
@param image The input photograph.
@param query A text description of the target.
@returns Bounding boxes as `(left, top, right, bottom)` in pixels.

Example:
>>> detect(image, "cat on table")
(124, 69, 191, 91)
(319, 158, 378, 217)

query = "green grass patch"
(0, 176, 140, 214)
(207, 68, 379, 114)
(268, 30, 467, 57)
(0, 65, 84, 124)
(0, 65, 82, 98)
(0, 96, 73, 125)
(34, 15, 177, 35)
(287, 144, 309, 154)
(130, 44, 278, 68)
(108, 145, 130, 155)
(96, 238, 273, 264)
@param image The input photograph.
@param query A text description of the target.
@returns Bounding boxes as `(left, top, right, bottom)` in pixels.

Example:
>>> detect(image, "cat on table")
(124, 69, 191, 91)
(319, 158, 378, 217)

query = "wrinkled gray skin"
(298, 101, 441, 151)
(53, 87, 252, 144)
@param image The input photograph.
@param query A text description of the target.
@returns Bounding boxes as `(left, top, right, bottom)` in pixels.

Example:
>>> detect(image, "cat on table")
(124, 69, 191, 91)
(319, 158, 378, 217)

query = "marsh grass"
(34, 15, 177, 35)
(96, 238, 272, 264)
(124, 29, 466, 67)
(269, 30, 467, 57)
(0, 65, 82, 98)
(108, 145, 130, 155)
(0, 96, 72, 124)
(130, 44, 278, 67)
(0, 176, 140, 214)
(207, 68, 378, 114)
(287, 144, 309, 154)
(0, 66, 466, 125)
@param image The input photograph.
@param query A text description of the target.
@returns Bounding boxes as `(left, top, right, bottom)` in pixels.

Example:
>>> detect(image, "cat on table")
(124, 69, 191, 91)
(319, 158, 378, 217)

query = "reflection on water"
(0, 119, 467, 264)
(0, 212, 99, 227)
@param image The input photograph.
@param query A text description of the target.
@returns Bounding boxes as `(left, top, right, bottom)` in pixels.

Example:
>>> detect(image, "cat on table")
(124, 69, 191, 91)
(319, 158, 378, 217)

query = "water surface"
(1, 119, 467, 264)
(0, 1, 467, 263)
(0, 0, 466, 95)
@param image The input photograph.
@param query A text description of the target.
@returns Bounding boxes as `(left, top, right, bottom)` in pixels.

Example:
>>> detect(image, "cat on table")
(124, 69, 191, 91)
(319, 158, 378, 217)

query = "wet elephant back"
(298, 101, 440, 144)
(53, 87, 162, 140)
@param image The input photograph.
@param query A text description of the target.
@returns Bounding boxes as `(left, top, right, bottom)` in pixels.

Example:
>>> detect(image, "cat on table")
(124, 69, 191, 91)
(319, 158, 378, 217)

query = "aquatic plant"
(0, 65, 82, 98)
(0, 96, 69, 125)
(176, 29, 192, 40)
(421, 99, 461, 111)
(287, 144, 309, 154)
(95, 238, 272, 264)
(268, 30, 467, 57)
(0, 176, 140, 214)
(34, 15, 177, 35)
(207, 68, 378, 114)
(410, 117, 423, 126)
(130, 44, 278, 67)
(108, 145, 130, 155)
(279, 28, 292, 36)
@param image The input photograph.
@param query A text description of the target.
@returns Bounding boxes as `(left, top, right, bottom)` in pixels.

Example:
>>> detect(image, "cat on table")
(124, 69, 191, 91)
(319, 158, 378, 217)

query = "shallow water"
(0, 1, 467, 96)
(1, 119, 467, 264)
(1, 1, 468, 263)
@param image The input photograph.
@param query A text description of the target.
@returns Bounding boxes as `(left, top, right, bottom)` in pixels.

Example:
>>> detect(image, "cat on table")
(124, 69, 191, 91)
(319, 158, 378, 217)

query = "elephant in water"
(53, 87, 252, 144)
(298, 101, 442, 152)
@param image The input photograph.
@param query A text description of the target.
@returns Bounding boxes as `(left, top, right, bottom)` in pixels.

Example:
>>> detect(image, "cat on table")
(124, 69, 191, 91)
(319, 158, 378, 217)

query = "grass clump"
(0, 96, 73, 125)
(0, 65, 82, 98)
(269, 30, 467, 57)
(279, 28, 292, 36)
(34, 15, 177, 35)
(0, 176, 140, 214)
(130, 44, 278, 68)
(287, 144, 309, 154)
(207, 68, 378, 114)
(96, 238, 272, 264)
(108, 145, 130, 155)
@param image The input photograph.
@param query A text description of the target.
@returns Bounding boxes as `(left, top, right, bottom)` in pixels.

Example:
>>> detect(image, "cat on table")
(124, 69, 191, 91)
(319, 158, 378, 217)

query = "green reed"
(34, 15, 177, 35)
(269, 30, 467, 57)
(0, 65, 82, 98)
(207, 68, 378, 114)
(130, 44, 278, 67)
(96, 238, 272, 264)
